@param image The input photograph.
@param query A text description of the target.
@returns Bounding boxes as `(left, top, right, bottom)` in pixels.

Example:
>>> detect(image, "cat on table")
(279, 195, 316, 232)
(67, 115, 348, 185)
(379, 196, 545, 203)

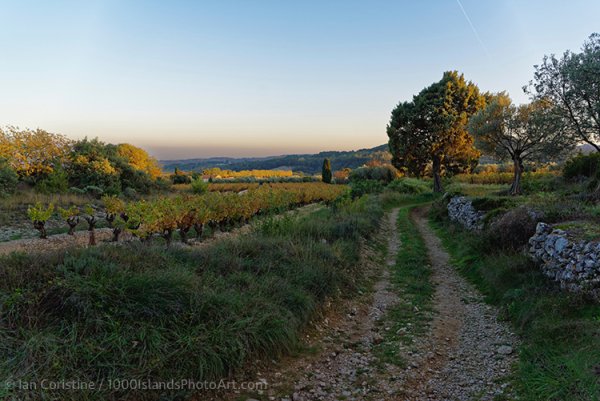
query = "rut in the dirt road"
(237, 207, 519, 401)
(254, 208, 405, 401)
(403, 208, 519, 401)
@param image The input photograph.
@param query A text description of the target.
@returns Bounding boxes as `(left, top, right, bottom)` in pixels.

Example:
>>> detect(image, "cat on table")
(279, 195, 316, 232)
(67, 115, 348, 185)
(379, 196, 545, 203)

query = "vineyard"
(28, 182, 348, 246)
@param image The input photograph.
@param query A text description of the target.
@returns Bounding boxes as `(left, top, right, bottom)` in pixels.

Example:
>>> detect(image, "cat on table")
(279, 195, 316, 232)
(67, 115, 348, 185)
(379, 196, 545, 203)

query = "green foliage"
(83, 185, 104, 198)
(468, 93, 574, 195)
(0, 159, 18, 197)
(350, 180, 384, 198)
(321, 158, 332, 183)
(563, 152, 600, 179)
(190, 177, 209, 194)
(526, 33, 600, 151)
(387, 71, 484, 191)
(171, 168, 192, 184)
(349, 165, 399, 184)
(386, 178, 430, 194)
(27, 202, 54, 223)
(35, 167, 69, 194)
(374, 207, 433, 366)
(58, 205, 79, 220)
(0, 196, 382, 400)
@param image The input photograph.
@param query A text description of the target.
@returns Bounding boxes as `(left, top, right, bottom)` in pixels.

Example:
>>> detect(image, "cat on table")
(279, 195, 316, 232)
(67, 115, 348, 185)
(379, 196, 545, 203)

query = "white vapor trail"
(455, 0, 491, 59)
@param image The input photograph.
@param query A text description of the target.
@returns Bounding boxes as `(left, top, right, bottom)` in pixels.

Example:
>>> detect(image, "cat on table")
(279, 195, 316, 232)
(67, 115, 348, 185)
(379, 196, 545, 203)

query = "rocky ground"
(220, 207, 519, 401)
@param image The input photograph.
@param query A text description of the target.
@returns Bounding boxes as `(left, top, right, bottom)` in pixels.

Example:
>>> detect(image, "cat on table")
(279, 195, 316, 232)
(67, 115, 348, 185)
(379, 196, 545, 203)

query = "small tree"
(102, 195, 127, 241)
(322, 158, 332, 183)
(27, 202, 54, 239)
(58, 206, 80, 235)
(468, 93, 573, 195)
(82, 205, 97, 245)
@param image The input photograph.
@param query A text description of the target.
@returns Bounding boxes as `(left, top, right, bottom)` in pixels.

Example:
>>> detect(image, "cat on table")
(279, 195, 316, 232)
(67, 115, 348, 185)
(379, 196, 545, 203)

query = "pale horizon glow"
(1, 1, 599, 160)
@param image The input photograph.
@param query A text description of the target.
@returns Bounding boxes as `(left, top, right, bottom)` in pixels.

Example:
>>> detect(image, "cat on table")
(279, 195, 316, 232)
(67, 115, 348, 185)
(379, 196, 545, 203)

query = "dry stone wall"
(529, 223, 600, 298)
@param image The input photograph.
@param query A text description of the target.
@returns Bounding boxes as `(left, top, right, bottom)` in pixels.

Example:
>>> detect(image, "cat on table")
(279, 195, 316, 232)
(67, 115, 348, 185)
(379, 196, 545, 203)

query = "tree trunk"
(67, 217, 78, 235)
(86, 217, 97, 246)
(432, 155, 443, 193)
(112, 228, 121, 242)
(163, 229, 173, 247)
(194, 223, 203, 240)
(34, 221, 47, 239)
(179, 226, 190, 244)
(509, 157, 524, 196)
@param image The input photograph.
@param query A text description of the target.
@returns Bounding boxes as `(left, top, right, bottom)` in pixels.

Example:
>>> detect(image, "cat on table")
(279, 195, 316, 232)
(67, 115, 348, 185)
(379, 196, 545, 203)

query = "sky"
(1, 0, 599, 160)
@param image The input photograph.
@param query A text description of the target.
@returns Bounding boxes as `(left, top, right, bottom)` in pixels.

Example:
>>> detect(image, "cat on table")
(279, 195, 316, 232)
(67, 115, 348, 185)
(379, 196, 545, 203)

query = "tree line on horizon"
(387, 33, 600, 195)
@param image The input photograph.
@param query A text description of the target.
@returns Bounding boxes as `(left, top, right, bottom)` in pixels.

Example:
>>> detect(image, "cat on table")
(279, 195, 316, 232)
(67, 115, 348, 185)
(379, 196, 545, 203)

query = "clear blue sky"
(1, 0, 598, 159)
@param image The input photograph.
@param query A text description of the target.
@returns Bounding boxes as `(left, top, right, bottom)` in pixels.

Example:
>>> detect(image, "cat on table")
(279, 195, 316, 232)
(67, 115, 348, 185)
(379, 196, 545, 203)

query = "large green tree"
(468, 93, 573, 195)
(387, 71, 485, 192)
(525, 33, 600, 151)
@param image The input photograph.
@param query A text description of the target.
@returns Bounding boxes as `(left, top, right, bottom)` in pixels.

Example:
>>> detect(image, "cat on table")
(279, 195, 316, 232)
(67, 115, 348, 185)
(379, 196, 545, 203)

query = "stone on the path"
(497, 345, 513, 355)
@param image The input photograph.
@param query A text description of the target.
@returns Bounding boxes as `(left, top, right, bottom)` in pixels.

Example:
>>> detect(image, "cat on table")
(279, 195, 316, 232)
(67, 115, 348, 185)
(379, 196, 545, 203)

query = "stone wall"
(447, 196, 485, 231)
(529, 222, 600, 298)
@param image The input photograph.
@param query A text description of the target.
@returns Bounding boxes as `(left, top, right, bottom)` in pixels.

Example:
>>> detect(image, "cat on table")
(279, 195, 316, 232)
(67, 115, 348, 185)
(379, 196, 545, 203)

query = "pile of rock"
(529, 222, 600, 298)
(447, 196, 485, 231)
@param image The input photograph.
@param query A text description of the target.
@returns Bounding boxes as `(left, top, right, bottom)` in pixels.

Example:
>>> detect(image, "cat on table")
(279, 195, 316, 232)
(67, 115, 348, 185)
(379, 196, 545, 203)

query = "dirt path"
(237, 208, 404, 401)
(230, 206, 519, 401)
(403, 207, 519, 400)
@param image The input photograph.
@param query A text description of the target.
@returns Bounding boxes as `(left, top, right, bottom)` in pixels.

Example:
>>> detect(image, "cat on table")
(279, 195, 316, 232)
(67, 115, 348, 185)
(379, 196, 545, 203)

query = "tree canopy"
(525, 33, 600, 151)
(387, 71, 485, 192)
(468, 93, 573, 195)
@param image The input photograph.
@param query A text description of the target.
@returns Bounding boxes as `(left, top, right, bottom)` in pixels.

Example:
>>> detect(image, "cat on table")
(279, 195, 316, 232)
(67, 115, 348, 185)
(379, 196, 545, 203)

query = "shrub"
(69, 187, 86, 195)
(483, 207, 538, 252)
(349, 164, 399, 184)
(386, 178, 430, 194)
(35, 167, 69, 194)
(564, 152, 600, 179)
(122, 187, 138, 199)
(0, 159, 18, 197)
(27, 202, 54, 239)
(190, 178, 209, 194)
(83, 185, 104, 198)
(350, 180, 384, 198)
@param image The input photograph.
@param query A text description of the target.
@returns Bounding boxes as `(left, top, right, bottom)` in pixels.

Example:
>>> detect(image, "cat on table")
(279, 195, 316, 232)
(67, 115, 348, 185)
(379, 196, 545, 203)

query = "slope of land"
(160, 144, 390, 174)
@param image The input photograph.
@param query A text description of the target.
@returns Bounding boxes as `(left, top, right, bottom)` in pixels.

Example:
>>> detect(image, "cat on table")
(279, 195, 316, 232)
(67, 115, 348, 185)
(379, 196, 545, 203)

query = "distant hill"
(160, 144, 391, 175)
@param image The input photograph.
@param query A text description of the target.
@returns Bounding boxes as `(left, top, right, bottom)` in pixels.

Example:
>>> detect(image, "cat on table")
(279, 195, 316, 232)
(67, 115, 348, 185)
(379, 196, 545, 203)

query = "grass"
(373, 205, 434, 368)
(431, 213, 600, 401)
(0, 195, 383, 401)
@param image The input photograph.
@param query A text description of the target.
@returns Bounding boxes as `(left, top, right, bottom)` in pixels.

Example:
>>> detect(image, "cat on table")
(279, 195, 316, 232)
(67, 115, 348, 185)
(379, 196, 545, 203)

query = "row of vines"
(27, 183, 347, 246)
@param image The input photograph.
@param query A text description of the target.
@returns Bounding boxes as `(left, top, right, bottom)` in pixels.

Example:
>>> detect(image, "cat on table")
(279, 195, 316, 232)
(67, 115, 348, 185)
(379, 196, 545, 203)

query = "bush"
(83, 185, 104, 198)
(122, 187, 138, 199)
(483, 207, 538, 252)
(349, 164, 399, 184)
(190, 178, 209, 194)
(0, 160, 18, 197)
(386, 178, 430, 194)
(350, 180, 384, 198)
(564, 152, 600, 179)
(35, 168, 69, 194)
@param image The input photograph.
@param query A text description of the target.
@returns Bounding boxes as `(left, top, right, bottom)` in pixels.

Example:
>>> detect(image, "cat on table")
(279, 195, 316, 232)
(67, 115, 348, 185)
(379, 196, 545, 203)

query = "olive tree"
(525, 33, 600, 151)
(468, 93, 573, 195)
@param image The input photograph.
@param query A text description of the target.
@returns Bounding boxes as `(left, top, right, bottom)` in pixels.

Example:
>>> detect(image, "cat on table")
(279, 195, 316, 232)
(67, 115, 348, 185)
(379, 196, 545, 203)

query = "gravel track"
(232, 207, 520, 401)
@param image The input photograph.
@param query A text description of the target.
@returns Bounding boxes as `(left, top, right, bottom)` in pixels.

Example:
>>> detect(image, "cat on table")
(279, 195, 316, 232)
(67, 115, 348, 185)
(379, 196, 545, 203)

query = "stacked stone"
(529, 222, 600, 298)
(447, 196, 485, 231)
